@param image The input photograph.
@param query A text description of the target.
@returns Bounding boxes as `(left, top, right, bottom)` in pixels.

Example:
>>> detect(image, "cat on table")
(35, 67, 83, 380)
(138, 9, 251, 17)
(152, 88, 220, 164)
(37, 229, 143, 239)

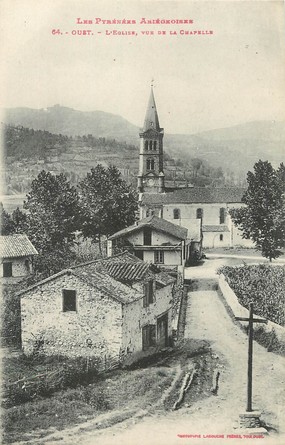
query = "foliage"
(218, 264, 285, 326)
(230, 161, 285, 260)
(79, 165, 138, 246)
(1, 286, 22, 347)
(11, 207, 28, 233)
(23, 170, 80, 253)
(2, 355, 100, 408)
(4, 124, 69, 159)
(0, 202, 15, 234)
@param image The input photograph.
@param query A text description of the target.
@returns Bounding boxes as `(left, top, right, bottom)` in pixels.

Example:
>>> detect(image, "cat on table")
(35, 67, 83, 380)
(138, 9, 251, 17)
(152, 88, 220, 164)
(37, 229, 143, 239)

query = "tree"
(0, 202, 15, 235)
(11, 207, 28, 233)
(79, 165, 138, 252)
(230, 160, 285, 261)
(23, 170, 80, 253)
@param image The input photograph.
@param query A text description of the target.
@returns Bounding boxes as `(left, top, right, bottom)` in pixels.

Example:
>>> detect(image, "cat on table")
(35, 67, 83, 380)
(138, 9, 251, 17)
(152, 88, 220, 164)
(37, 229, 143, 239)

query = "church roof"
(142, 87, 162, 132)
(141, 187, 246, 205)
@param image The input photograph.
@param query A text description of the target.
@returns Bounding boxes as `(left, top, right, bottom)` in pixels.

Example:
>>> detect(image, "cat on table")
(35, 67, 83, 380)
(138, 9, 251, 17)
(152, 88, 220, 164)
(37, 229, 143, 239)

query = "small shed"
(0, 234, 38, 279)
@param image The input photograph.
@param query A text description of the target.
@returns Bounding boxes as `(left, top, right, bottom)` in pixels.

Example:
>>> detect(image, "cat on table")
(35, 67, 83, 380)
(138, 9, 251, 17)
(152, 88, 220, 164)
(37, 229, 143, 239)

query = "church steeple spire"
(138, 86, 165, 194)
(143, 86, 161, 132)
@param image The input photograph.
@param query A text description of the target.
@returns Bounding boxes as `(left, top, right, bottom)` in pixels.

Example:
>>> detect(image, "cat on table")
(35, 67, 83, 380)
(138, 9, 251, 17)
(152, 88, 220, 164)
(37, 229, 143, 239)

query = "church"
(137, 87, 253, 249)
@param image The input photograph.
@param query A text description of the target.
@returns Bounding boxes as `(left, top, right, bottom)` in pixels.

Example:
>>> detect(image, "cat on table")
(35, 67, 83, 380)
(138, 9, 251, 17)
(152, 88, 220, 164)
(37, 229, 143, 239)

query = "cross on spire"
(151, 78, 154, 87)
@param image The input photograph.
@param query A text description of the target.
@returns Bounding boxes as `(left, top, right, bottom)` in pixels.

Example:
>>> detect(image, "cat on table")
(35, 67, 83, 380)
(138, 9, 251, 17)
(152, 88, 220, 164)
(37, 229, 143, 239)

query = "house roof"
(73, 252, 175, 286)
(101, 261, 150, 281)
(202, 225, 230, 233)
(19, 251, 175, 302)
(18, 268, 140, 304)
(0, 234, 38, 258)
(108, 215, 188, 241)
(141, 187, 246, 205)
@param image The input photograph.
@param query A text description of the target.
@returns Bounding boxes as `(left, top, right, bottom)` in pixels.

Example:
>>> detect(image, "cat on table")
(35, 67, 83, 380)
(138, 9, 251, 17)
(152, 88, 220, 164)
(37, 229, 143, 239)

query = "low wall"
(218, 274, 285, 344)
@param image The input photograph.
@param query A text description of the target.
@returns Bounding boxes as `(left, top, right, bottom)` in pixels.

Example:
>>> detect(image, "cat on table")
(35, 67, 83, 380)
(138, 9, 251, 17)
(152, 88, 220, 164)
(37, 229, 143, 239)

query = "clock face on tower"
(147, 178, 154, 186)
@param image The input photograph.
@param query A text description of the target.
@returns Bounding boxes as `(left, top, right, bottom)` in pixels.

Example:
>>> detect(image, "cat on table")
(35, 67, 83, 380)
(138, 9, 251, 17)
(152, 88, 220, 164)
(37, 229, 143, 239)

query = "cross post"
(235, 302, 267, 412)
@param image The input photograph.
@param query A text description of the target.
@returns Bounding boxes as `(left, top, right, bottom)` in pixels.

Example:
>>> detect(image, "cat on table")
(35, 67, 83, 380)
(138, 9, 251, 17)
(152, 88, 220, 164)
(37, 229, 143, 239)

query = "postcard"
(1, 1, 284, 444)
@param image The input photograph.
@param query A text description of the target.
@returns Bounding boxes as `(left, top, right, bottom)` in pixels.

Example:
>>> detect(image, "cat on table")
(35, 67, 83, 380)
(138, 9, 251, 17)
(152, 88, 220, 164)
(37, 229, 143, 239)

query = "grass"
(2, 340, 215, 444)
(2, 360, 175, 443)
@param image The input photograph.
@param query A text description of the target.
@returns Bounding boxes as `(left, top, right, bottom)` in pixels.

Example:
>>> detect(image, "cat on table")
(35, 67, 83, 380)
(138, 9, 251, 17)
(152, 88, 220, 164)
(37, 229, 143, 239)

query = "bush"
(218, 264, 284, 326)
(2, 355, 100, 408)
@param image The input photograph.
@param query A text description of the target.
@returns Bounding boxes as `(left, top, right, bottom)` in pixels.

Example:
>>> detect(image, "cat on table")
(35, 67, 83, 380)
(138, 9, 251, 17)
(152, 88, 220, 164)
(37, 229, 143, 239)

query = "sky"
(1, 0, 285, 134)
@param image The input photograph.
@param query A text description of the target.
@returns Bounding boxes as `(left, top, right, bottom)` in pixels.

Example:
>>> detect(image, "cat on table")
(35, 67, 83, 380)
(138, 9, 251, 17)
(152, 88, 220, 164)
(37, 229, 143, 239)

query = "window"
(196, 208, 203, 219)
(143, 280, 154, 307)
(63, 289, 76, 312)
(144, 140, 148, 150)
(173, 208, 180, 219)
(134, 250, 144, 260)
(146, 159, 155, 170)
(25, 259, 30, 273)
(153, 141, 157, 150)
(3, 262, 12, 277)
(154, 250, 164, 264)
(142, 324, 156, 350)
(143, 227, 152, 245)
(220, 208, 226, 224)
(146, 208, 154, 217)
(149, 141, 153, 150)
(220, 234, 223, 241)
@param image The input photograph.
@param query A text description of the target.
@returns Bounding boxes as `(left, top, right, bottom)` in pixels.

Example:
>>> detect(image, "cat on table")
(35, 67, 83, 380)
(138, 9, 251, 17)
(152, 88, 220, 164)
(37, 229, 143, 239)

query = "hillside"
(2, 105, 285, 191)
(3, 105, 138, 144)
(2, 125, 228, 197)
(3, 105, 284, 177)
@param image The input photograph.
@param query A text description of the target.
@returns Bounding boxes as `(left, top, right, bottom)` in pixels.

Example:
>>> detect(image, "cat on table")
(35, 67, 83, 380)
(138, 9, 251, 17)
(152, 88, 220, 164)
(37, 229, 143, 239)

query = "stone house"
(107, 215, 198, 271)
(20, 253, 176, 361)
(0, 234, 38, 281)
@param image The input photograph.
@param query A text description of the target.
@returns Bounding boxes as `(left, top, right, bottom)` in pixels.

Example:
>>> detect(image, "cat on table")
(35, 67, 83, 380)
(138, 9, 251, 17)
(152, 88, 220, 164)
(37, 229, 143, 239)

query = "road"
(40, 258, 285, 445)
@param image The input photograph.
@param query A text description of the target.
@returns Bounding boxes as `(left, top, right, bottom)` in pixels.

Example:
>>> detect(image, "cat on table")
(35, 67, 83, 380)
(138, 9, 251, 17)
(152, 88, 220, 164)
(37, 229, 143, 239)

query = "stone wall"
(1, 256, 32, 278)
(121, 282, 173, 354)
(21, 274, 123, 359)
(203, 231, 231, 248)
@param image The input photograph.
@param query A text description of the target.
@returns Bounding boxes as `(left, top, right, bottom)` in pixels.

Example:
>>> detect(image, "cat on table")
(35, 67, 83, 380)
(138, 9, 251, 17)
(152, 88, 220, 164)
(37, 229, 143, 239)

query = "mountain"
(2, 105, 285, 175)
(3, 105, 139, 144)
(164, 121, 285, 173)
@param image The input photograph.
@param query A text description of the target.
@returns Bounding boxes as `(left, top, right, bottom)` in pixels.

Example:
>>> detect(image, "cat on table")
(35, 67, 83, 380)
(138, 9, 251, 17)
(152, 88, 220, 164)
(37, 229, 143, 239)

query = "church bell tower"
(137, 86, 165, 193)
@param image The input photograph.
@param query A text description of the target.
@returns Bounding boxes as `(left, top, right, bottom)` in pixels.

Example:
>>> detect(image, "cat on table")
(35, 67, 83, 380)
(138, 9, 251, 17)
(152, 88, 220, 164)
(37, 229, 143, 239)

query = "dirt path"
(38, 284, 284, 445)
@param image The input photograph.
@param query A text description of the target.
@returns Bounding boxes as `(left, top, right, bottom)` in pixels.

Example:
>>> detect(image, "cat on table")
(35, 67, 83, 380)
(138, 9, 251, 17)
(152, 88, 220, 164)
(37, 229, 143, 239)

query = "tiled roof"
(0, 235, 38, 258)
(101, 261, 150, 281)
(72, 269, 140, 304)
(18, 268, 140, 304)
(109, 216, 187, 241)
(74, 253, 175, 286)
(202, 225, 230, 233)
(142, 187, 246, 205)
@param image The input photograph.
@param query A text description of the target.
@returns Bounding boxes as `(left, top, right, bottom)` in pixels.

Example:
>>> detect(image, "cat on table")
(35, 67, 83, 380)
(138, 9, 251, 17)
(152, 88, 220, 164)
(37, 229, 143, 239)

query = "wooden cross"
(236, 302, 267, 412)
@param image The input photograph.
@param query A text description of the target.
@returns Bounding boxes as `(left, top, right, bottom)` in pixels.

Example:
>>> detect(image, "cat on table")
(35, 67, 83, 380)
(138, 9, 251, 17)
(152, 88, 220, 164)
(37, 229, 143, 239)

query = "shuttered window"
(3, 262, 12, 277)
(142, 325, 156, 350)
(143, 280, 154, 307)
(63, 289, 77, 312)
